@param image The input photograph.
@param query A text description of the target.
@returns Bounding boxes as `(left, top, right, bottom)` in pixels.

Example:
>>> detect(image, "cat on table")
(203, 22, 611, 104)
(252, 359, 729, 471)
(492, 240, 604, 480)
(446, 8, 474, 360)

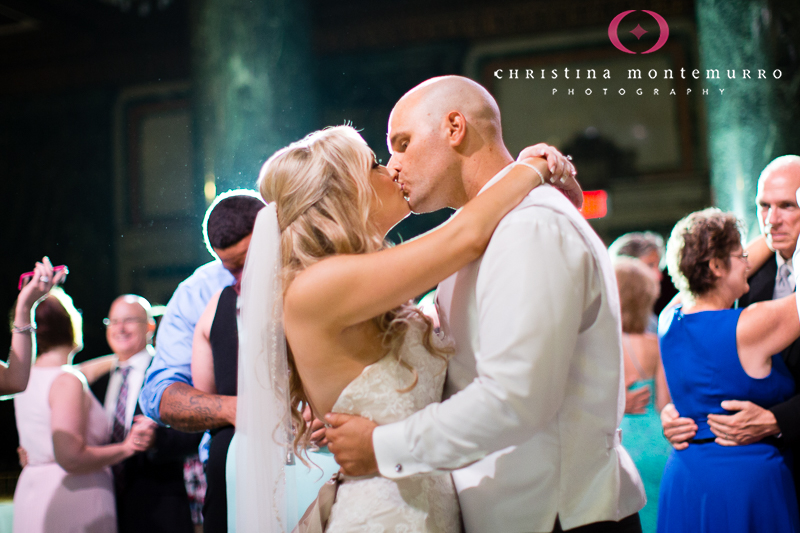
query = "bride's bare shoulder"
(283, 255, 351, 320)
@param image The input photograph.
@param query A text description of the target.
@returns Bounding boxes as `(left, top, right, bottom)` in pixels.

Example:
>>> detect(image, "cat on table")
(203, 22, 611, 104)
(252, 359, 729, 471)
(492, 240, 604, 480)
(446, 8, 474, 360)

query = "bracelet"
(513, 161, 546, 186)
(11, 323, 36, 334)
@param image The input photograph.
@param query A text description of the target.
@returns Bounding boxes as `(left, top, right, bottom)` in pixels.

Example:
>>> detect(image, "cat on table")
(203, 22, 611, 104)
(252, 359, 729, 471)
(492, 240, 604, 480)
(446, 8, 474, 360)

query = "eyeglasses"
(731, 251, 749, 261)
(103, 317, 147, 328)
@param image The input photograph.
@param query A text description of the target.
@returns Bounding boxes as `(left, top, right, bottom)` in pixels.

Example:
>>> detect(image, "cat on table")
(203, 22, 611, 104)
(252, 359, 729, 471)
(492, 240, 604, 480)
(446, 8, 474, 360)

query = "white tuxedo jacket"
(374, 176, 645, 532)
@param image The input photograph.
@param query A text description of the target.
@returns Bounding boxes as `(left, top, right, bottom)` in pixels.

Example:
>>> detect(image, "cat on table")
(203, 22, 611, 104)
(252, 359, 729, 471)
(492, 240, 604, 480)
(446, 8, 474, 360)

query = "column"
(190, 0, 317, 196)
(696, 0, 796, 234)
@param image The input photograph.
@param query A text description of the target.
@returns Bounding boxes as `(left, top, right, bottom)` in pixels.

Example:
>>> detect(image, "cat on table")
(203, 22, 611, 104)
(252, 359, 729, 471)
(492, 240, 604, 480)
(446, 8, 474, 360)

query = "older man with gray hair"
(608, 232, 665, 287)
(90, 294, 201, 533)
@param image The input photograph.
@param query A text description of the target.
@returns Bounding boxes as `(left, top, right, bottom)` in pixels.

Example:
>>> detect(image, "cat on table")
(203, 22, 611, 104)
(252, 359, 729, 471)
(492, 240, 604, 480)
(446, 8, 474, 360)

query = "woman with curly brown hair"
(657, 207, 800, 533)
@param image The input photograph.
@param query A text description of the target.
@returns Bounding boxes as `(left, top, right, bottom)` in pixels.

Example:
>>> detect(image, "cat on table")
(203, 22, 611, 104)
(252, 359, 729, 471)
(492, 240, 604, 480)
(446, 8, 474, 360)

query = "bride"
(235, 126, 578, 532)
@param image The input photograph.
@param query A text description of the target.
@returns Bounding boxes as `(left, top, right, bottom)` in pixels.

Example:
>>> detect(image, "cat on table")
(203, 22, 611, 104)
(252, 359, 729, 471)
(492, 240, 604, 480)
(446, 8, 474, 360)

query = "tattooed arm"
(139, 262, 235, 424)
(159, 382, 236, 432)
(159, 290, 236, 432)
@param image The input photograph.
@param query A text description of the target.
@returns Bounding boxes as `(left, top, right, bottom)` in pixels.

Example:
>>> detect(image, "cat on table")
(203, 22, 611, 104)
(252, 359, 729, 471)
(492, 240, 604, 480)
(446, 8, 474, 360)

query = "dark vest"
(203, 285, 238, 533)
(210, 286, 239, 397)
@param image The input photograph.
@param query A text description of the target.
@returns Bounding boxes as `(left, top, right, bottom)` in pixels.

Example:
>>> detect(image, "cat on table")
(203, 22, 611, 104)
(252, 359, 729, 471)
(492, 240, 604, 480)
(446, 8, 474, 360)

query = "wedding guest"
(139, 191, 263, 433)
(610, 232, 667, 415)
(190, 284, 239, 533)
(609, 232, 666, 288)
(1, 258, 61, 395)
(138, 190, 265, 532)
(13, 287, 155, 533)
(89, 295, 201, 533)
(657, 208, 800, 532)
(662, 157, 800, 508)
(615, 258, 670, 533)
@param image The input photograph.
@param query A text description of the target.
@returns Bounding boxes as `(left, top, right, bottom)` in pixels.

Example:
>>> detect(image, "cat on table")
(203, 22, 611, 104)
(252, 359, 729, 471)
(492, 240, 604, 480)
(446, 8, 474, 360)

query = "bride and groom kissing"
(235, 75, 646, 533)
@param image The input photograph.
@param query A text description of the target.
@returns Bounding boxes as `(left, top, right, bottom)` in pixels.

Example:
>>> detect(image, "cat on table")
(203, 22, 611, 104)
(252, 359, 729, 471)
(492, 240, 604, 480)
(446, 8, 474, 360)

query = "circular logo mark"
(608, 10, 670, 54)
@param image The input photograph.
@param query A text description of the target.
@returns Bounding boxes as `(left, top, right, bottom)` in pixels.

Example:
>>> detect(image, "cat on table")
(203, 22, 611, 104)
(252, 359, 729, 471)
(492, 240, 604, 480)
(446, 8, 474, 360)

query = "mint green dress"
(225, 434, 340, 532)
(619, 336, 671, 533)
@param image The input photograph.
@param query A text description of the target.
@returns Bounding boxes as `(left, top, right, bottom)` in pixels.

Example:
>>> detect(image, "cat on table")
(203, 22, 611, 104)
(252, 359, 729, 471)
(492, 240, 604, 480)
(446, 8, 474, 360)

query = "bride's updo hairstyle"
(259, 126, 382, 281)
(258, 126, 450, 455)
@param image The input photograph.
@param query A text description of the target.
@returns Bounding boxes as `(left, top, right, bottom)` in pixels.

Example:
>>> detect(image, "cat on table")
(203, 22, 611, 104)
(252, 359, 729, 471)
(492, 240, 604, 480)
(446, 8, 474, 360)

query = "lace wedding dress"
(235, 208, 461, 533)
(325, 325, 462, 533)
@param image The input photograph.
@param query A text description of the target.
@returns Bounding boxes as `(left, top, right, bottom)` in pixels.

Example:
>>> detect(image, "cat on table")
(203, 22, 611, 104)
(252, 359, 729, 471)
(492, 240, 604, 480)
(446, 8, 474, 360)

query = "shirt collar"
(776, 252, 793, 271)
(115, 345, 154, 372)
(476, 162, 517, 197)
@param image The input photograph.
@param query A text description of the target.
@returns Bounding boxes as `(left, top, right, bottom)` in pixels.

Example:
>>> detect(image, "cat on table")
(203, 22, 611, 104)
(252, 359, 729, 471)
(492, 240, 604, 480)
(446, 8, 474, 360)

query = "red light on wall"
(580, 190, 608, 219)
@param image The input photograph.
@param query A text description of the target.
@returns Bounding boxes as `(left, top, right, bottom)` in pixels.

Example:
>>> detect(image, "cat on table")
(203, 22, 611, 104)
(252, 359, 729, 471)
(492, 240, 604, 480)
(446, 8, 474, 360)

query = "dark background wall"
(0, 0, 798, 485)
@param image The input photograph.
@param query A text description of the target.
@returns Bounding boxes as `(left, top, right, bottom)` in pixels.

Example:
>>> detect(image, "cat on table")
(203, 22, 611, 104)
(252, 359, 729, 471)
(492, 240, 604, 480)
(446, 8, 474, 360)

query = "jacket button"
(395, 464, 403, 473)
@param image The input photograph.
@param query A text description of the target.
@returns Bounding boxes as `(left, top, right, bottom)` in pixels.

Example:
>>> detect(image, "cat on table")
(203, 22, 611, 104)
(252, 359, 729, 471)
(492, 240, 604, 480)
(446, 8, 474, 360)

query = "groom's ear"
(445, 111, 467, 147)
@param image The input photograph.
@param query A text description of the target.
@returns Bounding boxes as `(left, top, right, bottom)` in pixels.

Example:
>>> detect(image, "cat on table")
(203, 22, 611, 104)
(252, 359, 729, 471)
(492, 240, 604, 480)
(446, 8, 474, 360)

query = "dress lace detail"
(326, 325, 461, 533)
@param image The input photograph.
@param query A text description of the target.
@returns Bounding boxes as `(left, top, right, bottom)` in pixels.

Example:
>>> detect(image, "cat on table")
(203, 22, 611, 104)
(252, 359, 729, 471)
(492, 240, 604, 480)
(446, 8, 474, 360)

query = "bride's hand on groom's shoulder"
(325, 413, 379, 476)
(518, 144, 583, 209)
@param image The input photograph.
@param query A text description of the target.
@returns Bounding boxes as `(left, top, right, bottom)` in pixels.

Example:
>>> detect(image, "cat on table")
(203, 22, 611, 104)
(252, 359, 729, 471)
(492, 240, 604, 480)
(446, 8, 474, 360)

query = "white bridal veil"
(235, 204, 297, 532)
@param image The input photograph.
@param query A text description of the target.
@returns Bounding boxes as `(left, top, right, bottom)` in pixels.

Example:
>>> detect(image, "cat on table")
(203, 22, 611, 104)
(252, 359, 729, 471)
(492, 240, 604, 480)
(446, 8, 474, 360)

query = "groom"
(326, 76, 645, 532)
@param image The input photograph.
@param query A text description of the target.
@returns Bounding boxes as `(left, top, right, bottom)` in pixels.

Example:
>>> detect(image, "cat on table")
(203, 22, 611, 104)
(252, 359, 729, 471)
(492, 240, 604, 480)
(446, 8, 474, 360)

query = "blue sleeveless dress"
(657, 306, 799, 533)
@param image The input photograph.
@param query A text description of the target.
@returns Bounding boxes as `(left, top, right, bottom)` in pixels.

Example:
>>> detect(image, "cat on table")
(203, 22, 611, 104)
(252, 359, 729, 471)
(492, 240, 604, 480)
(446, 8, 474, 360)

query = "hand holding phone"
(18, 263, 68, 291)
(16, 257, 68, 308)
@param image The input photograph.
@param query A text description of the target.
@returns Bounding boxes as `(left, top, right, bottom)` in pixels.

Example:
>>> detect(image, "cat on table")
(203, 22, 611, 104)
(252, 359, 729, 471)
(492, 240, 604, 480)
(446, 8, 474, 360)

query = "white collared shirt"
(104, 346, 154, 432)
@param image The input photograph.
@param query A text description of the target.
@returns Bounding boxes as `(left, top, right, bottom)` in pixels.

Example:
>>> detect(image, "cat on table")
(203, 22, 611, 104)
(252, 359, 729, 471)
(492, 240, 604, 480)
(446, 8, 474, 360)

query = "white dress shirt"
(104, 346, 154, 433)
(373, 168, 645, 532)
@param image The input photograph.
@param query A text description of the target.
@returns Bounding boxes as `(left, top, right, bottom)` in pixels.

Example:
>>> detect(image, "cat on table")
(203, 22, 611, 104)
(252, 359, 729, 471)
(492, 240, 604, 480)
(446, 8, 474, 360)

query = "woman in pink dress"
(12, 283, 155, 533)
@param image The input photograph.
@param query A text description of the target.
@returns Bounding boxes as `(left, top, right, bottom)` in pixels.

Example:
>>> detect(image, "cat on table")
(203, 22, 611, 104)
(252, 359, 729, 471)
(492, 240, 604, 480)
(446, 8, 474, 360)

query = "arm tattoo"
(160, 382, 233, 432)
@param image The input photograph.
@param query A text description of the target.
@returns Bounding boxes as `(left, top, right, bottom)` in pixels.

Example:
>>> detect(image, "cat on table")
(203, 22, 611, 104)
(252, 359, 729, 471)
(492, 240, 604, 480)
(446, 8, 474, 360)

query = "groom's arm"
(377, 209, 588, 477)
(328, 207, 590, 477)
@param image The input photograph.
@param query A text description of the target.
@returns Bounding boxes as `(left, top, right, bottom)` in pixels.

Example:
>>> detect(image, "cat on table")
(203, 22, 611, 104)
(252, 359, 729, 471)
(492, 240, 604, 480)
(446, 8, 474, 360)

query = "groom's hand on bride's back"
(303, 405, 328, 447)
(325, 413, 379, 476)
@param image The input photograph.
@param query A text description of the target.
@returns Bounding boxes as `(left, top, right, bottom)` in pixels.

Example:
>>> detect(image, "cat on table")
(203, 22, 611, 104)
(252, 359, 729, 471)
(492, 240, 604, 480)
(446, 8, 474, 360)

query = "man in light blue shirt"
(139, 191, 264, 429)
(139, 260, 236, 425)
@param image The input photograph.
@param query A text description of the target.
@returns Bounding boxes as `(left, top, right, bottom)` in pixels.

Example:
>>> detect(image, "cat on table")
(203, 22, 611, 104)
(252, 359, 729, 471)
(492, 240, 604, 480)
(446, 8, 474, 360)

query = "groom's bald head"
(387, 76, 509, 212)
(391, 76, 504, 145)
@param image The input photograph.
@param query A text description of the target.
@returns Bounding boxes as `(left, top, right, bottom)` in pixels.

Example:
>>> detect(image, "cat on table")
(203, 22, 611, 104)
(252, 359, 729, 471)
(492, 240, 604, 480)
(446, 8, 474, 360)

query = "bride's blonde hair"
(258, 126, 449, 457)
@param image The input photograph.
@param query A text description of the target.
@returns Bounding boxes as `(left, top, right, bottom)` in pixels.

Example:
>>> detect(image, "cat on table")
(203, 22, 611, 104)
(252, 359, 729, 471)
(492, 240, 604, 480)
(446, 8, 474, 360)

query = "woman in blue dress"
(658, 207, 800, 533)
